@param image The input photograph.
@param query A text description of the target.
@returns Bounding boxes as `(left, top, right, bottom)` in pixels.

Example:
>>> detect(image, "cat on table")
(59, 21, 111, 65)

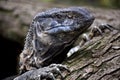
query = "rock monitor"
(14, 7, 113, 80)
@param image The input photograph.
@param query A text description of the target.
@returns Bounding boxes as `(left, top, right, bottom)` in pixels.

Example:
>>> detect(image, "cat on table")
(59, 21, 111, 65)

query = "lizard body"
(16, 7, 94, 80)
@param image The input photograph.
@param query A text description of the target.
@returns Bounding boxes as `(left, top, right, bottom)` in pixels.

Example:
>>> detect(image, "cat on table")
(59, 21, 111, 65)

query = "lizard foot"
(67, 24, 116, 57)
(14, 64, 69, 80)
(90, 23, 115, 36)
(81, 24, 116, 41)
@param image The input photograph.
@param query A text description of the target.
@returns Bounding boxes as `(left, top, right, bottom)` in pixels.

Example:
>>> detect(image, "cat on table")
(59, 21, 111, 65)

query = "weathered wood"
(63, 30, 120, 80)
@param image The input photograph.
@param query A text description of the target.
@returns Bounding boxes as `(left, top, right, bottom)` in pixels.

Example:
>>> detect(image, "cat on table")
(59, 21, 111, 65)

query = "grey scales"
(14, 7, 94, 80)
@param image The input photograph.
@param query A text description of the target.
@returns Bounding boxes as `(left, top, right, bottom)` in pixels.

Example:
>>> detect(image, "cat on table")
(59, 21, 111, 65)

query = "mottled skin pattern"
(16, 7, 94, 80)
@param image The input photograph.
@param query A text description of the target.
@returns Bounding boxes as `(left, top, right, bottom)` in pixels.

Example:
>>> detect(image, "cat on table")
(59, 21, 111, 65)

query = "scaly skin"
(16, 7, 94, 80)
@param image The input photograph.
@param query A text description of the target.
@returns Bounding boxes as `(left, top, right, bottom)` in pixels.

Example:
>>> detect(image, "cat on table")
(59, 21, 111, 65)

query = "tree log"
(63, 30, 120, 80)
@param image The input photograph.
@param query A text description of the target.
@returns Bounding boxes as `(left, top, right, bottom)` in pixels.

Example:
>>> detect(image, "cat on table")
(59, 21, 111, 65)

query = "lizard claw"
(14, 64, 69, 80)
(99, 24, 115, 31)
(67, 24, 116, 58)
(90, 23, 115, 36)
(49, 64, 70, 73)
(40, 72, 56, 80)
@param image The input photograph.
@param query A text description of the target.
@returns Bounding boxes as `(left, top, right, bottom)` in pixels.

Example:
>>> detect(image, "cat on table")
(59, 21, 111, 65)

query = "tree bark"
(63, 30, 120, 80)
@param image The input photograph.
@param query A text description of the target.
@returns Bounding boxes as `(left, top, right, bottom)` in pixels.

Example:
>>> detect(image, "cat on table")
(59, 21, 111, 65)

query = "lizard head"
(32, 7, 94, 44)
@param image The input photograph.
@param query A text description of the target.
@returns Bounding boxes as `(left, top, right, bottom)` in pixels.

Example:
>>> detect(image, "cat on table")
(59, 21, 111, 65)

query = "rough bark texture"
(63, 30, 120, 80)
(0, 0, 120, 80)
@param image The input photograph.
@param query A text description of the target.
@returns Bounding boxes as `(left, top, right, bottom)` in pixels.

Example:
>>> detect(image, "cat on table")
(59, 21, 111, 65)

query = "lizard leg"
(67, 24, 116, 57)
(41, 64, 70, 80)
(89, 23, 115, 36)
(40, 72, 56, 80)
(67, 33, 91, 57)
(14, 64, 69, 80)
(49, 64, 70, 73)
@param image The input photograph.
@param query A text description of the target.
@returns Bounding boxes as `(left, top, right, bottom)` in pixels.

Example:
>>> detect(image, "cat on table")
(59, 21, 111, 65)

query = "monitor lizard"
(14, 7, 114, 80)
